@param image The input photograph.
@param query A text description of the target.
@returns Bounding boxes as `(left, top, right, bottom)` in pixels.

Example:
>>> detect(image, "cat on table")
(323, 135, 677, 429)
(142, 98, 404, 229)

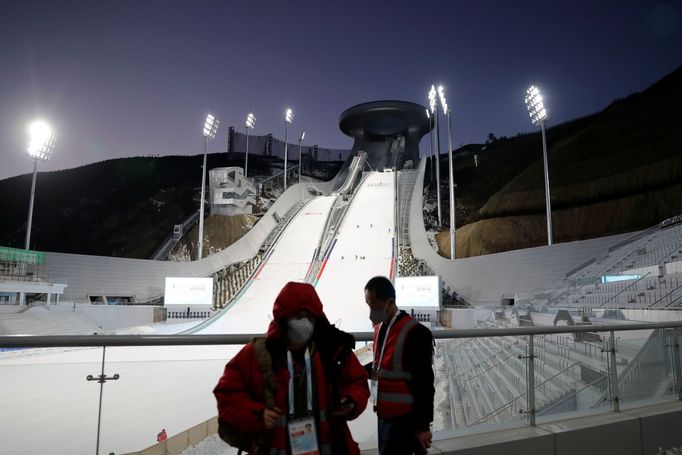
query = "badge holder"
(370, 370, 378, 404)
(287, 349, 320, 455)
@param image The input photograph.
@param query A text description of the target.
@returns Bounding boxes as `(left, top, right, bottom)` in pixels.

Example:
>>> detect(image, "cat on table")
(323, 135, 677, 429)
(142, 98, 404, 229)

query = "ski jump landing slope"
(314, 170, 396, 333)
(0, 172, 397, 454)
(197, 195, 337, 335)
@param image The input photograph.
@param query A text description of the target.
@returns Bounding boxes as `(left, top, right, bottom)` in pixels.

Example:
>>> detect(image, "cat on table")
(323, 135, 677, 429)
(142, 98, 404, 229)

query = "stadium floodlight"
(298, 131, 306, 183)
(438, 86, 456, 259)
(437, 85, 448, 116)
(428, 85, 437, 114)
(524, 85, 553, 245)
(246, 112, 256, 129)
(524, 85, 548, 126)
(244, 113, 256, 178)
(198, 113, 219, 260)
(202, 114, 219, 139)
(283, 108, 294, 190)
(428, 85, 442, 227)
(24, 120, 56, 250)
(27, 121, 56, 162)
(426, 108, 436, 185)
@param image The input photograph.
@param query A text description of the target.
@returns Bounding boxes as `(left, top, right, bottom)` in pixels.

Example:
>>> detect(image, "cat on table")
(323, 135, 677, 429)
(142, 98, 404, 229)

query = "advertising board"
(164, 277, 213, 307)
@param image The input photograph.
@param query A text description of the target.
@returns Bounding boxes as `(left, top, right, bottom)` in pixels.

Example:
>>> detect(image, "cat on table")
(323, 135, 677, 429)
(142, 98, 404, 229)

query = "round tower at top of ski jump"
(339, 100, 433, 171)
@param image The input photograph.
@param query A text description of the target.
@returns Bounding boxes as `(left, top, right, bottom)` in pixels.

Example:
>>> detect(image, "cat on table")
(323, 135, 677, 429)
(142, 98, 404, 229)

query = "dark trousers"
(377, 417, 423, 455)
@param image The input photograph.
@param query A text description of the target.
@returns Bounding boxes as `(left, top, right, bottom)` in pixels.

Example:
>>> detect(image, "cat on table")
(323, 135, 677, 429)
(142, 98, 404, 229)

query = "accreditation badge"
(288, 416, 319, 455)
(370, 379, 379, 404)
(370, 371, 378, 404)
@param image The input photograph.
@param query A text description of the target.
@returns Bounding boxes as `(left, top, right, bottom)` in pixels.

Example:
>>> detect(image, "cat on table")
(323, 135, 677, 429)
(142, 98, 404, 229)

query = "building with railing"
(0, 246, 66, 305)
(208, 167, 257, 216)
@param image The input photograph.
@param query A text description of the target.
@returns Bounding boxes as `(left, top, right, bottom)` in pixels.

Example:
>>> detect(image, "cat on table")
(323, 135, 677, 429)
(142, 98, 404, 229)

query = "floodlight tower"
(428, 85, 442, 227)
(198, 113, 219, 260)
(524, 85, 553, 245)
(284, 108, 294, 190)
(438, 86, 456, 260)
(426, 109, 435, 184)
(24, 120, 56, 250)
(298, 131, 305, 182)
(244, 113, 256, 178)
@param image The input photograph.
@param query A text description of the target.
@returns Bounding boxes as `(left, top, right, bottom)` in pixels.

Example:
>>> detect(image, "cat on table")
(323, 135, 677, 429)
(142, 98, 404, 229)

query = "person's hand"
(415, 430, 432, 452)
(332, 397, 355, 417)
(263, 407, 283, 430)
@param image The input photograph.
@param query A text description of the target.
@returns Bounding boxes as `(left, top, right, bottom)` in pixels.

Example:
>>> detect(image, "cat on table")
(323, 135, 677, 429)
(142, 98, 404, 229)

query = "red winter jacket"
(214, 282, 369, 454)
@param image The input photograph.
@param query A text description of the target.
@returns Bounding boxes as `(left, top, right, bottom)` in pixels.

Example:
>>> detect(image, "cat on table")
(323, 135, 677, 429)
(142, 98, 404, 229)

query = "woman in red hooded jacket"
(214, 282, 370, 455)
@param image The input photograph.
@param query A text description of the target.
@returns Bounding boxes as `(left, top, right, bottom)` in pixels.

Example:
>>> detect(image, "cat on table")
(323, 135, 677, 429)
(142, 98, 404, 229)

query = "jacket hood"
(267, 282, 328, 340)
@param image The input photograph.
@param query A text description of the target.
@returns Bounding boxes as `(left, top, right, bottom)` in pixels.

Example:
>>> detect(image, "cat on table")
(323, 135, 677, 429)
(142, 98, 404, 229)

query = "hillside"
(169, 214, 257, 261)
(0, 155, 205, 258)
(0, 153, 340, 258)
(427, 65, 682, 257)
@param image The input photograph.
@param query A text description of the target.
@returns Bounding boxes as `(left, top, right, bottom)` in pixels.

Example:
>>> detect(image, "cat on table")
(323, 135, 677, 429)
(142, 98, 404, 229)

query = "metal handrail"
(258, 164, 299, 185)
(2, 321, 682, 348)
(468, 359, 583, 426)
(149, 211, 200, 260)
(659, 282, 682, 308)
(598, 271, 653, 307)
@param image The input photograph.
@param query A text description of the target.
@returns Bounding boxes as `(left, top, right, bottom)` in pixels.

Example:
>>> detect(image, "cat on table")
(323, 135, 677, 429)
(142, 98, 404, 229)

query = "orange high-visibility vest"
(373, 315, 418, 419)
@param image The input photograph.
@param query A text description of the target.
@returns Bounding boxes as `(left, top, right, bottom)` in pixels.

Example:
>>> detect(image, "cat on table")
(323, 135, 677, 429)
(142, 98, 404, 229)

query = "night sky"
(1, 0, 680, 181)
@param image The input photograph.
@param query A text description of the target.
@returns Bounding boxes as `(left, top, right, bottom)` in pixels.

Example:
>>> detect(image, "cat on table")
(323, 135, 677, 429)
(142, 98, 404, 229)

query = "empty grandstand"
(521, 219, 682, 310)
(0, 305, 101, 336)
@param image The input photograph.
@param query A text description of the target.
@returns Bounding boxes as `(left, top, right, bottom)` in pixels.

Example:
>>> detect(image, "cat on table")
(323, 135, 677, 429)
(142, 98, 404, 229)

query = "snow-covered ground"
(0, 181, 398, 454)
(314, 171, 395, 333)
(181, 434, 233, 455)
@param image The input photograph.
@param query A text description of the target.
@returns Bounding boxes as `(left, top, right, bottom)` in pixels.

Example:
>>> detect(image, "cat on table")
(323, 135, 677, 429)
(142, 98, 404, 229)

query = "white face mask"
(287, 317, 314, 346)
(369, 306, 389, 325)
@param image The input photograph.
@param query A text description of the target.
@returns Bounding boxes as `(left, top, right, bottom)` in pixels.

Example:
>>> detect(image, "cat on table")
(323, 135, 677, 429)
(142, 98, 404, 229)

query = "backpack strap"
(252, 337, 277, 409)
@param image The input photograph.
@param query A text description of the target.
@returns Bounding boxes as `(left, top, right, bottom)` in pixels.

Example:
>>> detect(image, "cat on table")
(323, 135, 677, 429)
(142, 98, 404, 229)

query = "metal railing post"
(527, 335, 536, 425)
(518, 334, 537, 425)
(86, 346, 120, 455)
(608, 331, 620, 412)
(669, 330, 682, 401)
(394, 169, 400, 278)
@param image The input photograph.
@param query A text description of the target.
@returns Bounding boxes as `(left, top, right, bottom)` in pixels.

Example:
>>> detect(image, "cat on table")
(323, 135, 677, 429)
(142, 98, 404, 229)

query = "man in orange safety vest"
(365, 276, 434, 455)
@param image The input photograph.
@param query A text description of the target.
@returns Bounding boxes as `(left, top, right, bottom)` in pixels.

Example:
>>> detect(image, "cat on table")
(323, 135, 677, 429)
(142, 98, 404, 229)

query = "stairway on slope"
(0, 305, 101, 335)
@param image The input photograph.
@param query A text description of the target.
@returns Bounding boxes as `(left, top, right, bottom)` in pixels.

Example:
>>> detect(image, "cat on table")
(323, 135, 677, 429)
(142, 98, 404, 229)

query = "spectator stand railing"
(2, 321, 682, 454)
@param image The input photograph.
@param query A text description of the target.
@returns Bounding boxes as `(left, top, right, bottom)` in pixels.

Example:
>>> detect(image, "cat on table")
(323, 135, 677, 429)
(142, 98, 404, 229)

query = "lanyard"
(374, 312, 399, 374)
(287, 348, 313, 417)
